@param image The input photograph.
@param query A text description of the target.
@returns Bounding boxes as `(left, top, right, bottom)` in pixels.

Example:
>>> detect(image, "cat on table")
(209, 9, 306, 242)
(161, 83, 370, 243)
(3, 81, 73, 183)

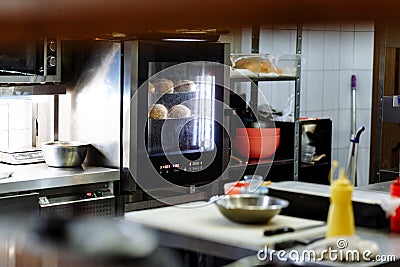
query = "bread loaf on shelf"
(234, 57, 282, 74)
(152, 78, 174, 94)
(149, 104, 168, 119)
(174, 80, 197, 92)
(168, 104, 191, 118)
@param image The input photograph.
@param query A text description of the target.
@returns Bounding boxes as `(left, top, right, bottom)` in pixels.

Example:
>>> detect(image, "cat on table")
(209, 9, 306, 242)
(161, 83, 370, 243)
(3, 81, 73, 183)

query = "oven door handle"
(39, 195, 115, 208)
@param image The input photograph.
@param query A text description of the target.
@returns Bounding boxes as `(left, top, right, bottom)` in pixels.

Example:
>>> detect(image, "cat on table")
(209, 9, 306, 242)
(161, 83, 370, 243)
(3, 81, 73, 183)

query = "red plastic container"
(390, 178, 400, 233)
(236, 128, 280, 138)
(234, 134, 280, 159)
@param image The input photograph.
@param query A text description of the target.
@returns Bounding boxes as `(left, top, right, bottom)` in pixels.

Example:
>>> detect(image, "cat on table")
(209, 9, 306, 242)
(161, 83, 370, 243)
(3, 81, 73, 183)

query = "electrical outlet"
(189, 185, 196, 194)
(393, 96, 400, 107)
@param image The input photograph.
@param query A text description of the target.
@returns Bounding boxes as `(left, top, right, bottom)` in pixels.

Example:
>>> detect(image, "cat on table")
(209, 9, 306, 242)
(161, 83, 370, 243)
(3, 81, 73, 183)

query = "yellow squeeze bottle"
(326, 169, 355, 238)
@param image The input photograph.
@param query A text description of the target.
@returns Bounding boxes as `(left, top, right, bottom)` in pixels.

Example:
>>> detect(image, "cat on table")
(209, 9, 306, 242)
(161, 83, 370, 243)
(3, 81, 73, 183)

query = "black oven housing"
(124, 40, 230, 193)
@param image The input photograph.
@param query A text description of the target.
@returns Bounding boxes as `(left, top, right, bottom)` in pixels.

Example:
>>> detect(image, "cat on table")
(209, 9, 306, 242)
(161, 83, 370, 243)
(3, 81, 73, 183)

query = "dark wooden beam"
(0, 0, 399, 39)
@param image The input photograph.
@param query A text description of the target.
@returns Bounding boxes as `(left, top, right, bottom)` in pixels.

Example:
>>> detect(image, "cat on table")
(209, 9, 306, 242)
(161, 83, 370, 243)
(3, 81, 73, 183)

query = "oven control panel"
(157, 161, 204, 175)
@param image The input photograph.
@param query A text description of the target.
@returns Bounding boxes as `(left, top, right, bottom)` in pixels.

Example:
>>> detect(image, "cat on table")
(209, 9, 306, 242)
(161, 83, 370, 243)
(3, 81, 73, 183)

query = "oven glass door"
(147, 62, 216, 156)
(138, 41, 227, 187)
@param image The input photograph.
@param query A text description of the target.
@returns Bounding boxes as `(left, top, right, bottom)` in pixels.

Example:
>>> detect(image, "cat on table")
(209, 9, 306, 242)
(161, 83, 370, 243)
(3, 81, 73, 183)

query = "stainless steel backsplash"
(62, 40, 121, 168)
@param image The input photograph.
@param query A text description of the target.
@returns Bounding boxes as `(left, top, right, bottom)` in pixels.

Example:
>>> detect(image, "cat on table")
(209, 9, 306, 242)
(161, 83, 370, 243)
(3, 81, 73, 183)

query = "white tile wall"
(0, 104, 8, 131)
(290, 30, 298, 54)
(241, 22, 375, 185)
(272, 30, 293, 55)
(259, 29, 273, 53)
(306, 71, 324, 111)
(0, 130, 8, 150)
(322, 71, 339, 110)
(339, 32, 355, 70)
(306, 31, 325, 70)
(324, 31, 340, 70)
(354, 32, 374, 70)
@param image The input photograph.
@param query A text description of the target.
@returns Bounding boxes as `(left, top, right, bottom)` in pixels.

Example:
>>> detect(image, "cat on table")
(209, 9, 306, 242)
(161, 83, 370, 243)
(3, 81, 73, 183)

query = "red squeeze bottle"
(390, 177, 400, 232)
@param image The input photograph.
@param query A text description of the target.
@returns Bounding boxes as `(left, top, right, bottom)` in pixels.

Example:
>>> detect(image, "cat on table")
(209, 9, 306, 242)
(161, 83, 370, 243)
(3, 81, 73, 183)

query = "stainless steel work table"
(0, 163, 119, 194)
(125, 202, 400, 267)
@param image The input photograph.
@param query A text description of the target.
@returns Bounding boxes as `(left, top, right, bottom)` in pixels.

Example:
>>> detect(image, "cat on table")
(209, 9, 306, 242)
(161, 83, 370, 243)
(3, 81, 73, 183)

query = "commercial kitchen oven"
(122, 40, 232, 210)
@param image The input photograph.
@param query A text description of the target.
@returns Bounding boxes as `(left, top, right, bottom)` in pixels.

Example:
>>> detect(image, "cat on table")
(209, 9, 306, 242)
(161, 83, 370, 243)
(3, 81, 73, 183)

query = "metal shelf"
(300, 161, 330, 169)
(0, 84, 67, 97)
(230, 76, 296, 83)
(229, 157, 294, 170)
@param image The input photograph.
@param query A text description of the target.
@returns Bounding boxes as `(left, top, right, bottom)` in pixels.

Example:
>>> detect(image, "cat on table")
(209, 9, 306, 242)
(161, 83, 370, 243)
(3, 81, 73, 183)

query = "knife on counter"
(264, 224, 325, 236)
(264, 224, 326, 249)
(274, 235, 326, 250)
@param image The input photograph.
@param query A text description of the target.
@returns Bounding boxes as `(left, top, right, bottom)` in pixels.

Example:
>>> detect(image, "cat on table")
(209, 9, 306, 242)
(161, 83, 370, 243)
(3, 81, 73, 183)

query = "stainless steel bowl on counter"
(42, 141, 89, 167)
(215, 194, 289, 224)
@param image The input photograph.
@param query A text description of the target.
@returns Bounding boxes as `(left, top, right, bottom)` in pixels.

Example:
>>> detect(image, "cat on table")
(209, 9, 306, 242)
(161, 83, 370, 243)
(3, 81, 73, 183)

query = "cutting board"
(125, 202, 326, 251)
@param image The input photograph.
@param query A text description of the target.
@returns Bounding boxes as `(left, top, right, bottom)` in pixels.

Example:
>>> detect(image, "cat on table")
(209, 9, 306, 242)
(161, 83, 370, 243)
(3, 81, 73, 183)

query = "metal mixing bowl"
(42, 141, 88, 167)
(215, 194, 289, 224)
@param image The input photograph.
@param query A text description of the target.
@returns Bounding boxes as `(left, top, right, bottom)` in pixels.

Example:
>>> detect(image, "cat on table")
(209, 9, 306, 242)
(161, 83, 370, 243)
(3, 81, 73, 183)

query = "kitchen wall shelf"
(230, 76, 297, 83)
(228, 25, 302, 182)
(0, 84, 67, 97)
(228, 25, 332, 184)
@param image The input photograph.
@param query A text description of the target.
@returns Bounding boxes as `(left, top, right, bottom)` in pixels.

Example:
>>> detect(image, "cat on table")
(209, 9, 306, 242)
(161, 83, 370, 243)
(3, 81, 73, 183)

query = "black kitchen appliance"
(0, 38, 61, 84)
(122, 40, 231, 209)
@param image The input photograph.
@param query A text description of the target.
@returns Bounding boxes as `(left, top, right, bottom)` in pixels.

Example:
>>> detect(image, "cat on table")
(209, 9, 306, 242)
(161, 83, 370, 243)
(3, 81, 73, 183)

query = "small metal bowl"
(215, 194, 289, 224)
(42, 141, 88, 167)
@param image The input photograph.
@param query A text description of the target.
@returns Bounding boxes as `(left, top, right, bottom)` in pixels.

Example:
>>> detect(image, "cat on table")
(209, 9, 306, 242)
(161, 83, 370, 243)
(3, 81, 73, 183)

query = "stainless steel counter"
(0, 163, 119, 194)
